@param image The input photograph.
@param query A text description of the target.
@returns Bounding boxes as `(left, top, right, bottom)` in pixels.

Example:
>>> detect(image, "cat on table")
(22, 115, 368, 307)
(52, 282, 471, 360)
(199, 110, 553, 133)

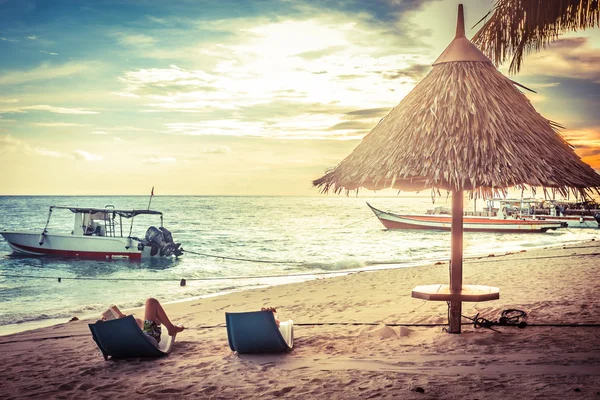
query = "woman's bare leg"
(144, 298, 185, 336)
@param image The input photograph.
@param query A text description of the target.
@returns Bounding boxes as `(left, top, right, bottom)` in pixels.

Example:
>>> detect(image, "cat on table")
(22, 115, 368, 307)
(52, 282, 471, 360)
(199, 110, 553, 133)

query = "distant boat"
(0, 206, 183, 260)
(366, 203, 566, 233)
(484, 198, 600, 229)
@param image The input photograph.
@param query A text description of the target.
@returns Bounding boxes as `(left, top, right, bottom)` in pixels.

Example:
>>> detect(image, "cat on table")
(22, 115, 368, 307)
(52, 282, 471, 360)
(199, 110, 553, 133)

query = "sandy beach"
(1, 240, 599, 399)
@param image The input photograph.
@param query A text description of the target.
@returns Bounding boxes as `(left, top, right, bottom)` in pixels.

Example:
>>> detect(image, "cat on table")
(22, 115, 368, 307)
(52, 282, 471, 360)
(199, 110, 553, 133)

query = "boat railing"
(103, 205, 117, 237)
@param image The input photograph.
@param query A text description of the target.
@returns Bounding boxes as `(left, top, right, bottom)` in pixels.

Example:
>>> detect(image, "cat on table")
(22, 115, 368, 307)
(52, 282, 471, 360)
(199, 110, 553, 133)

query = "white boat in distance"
(366, 203, 567, 233)
(485, 198, 600, 229)
(0, 206, 183, 260)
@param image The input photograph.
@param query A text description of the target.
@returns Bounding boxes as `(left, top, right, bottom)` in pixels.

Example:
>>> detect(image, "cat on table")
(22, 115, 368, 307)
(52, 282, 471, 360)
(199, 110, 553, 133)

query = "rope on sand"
(2, 318, 600, 345)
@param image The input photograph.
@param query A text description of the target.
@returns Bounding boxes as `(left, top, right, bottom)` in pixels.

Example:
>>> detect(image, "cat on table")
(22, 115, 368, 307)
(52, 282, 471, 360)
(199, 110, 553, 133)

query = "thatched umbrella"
(313, 4, 600, 333)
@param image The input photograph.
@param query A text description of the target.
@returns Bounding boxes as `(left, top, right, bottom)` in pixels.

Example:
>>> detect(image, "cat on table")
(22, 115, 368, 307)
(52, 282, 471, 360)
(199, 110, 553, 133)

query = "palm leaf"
(472, 0, 600, 74)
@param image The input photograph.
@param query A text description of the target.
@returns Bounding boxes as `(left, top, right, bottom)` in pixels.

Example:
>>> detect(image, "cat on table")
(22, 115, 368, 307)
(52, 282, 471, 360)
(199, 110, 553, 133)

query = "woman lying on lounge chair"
(103, 298, 185, 346)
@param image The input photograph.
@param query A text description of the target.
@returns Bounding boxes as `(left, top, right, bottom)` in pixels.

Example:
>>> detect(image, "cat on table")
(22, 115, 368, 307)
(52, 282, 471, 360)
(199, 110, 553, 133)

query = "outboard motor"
(144, 226, 182, 257)
(160, 227, 183, 256)
(594, 212, 600, 226)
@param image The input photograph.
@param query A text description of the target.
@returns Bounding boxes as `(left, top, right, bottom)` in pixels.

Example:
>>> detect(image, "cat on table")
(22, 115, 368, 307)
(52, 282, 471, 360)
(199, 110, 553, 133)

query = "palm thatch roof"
(313, 5, 600, 199)
(472, 0, 600, 74)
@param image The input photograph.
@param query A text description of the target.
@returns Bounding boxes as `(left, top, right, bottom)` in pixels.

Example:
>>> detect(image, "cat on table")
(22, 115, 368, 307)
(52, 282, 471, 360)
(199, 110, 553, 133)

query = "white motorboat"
(0, 206, 183, 260)
(485, 198, 600, 229)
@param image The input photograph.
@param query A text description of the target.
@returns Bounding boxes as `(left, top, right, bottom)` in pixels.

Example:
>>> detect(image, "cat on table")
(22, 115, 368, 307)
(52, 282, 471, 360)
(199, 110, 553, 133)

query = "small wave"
(0, 313, 57, 326)
(295, 258, 365, 271)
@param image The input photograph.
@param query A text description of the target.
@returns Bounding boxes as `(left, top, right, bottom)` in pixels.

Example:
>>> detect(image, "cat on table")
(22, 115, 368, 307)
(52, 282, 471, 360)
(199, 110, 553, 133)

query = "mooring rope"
(0, 249, 597, 284)
(181, 248, 301, 264)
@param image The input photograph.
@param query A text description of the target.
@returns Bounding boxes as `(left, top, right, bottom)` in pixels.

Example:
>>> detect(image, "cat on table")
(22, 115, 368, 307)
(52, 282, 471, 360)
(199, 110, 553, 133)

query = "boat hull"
(0, 231, 162, 260)
(529, 215, 599, 229)
(367, 204, 565, 233)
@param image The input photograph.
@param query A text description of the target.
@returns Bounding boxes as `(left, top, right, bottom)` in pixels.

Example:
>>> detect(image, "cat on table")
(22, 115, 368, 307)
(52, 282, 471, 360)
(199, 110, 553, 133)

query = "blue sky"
(1, 0, 599, 195)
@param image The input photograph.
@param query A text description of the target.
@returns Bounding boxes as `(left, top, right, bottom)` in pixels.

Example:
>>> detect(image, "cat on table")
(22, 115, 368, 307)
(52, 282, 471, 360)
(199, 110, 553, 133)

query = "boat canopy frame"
(42, 206, 164, 238)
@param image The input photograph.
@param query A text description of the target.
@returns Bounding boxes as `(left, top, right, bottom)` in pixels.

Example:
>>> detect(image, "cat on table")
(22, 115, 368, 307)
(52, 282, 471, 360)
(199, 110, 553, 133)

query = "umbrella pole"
(449, 190, 464, 333)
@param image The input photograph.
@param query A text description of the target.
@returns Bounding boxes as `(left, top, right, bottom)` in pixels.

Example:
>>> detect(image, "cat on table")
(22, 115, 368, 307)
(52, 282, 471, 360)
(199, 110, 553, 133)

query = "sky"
(1, 0, 599, 196)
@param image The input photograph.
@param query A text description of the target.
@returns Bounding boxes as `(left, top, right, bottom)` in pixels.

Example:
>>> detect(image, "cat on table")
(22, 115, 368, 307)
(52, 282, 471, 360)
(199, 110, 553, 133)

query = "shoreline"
(1, 235, 596, 337)
(1, 240, 599, 398)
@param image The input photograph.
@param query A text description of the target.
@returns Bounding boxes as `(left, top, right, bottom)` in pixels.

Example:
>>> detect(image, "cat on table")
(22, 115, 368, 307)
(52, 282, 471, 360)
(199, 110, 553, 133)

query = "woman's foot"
(167, 324, 185, 336)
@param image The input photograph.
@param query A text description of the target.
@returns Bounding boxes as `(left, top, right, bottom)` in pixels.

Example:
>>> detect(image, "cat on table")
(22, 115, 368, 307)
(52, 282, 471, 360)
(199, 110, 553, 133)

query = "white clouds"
(0, 104, 99, 114)
(163, 112, 364, 139)
(112, 32, 157, 47)
(73, 150, 103, 161)
(117, 65, 215, 97)
(144, 156, 176, 164)
(27, 35, 37, 40)
(0, 61, 94, 85)
(34, 147, 61, 157)
(40, 50, 58, 56)
(113, 15, 427, 139)
(520, 37, 600, 82)
(235, 20, 350, 58)
(202, 146, 231, 154)
(92, 130, 107, 135)
(0, 134, 22, 153)
(33, 122, 91, 127)
(0, 134, 64, 159)
(0, 37, 18, 43)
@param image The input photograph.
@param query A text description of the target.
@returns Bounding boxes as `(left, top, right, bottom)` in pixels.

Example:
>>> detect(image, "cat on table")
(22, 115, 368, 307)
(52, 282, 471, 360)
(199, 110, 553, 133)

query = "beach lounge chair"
(225, 310, 294, 354)
(88, 315, 175, 360)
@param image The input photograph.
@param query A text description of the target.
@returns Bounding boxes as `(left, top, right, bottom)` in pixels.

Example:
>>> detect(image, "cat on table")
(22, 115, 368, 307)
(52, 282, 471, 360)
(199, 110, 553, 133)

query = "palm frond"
(472, 0, 600, 74)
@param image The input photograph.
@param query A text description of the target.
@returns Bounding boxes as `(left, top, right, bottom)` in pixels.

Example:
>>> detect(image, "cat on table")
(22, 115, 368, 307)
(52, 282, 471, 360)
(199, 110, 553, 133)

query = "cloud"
(381, 64, 431, 80)
(112, 32, 157, 47)
(33, 122, 91, 127)
(0, 104, 99, 114)
(0, 62, 94, 85)
(118, 65, 216, 96)
(92, 130, 107, 135)
(201, 146, 231, 154)
(40, 50, 58, 56)
(0, 134, 21, 154)
(520, 37, 600, 82)
(34, 147, 61, 158)
(562, 127, 600, 169)
(73, 150, 102, 161)
(113, 13, 430, 139)
(0, 37, 18, 43)
(0, 134, 64, 158)
(109, 126, 158, 132)
(143, 156, 176, 164)
(345, 108, 391, 118)
(328, 121, 375, 130)
(146, 16, 169, 25)
(27, 35, 37, 40)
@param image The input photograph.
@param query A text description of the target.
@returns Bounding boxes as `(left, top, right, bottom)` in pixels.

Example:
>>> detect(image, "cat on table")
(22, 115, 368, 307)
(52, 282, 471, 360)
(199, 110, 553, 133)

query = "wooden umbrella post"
(411, 188, 498, 333)
(449, 190, 464, 333)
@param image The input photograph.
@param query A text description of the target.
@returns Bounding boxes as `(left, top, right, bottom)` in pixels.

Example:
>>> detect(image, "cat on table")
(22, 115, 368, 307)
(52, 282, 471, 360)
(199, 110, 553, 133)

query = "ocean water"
(1, 195, 598, 334)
